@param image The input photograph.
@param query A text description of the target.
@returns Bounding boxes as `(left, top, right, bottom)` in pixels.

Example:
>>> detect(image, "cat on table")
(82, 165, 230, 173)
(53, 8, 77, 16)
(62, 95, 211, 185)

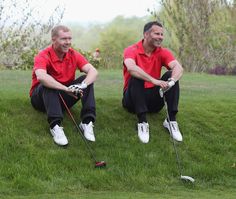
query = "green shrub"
(18, 48, 39, 70)
(0, 0, 64, 70)
(76, 48, 103, 69)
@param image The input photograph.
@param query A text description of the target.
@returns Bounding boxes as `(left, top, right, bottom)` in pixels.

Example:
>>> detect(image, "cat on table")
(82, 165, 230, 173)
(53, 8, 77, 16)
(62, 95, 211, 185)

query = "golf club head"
(95, 161, 106, 168)
(180, 175, 195, 183)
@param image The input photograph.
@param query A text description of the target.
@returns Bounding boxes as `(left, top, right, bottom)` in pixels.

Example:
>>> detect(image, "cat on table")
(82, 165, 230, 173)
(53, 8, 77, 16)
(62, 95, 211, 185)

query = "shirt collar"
(137, 39, 161, 55)
(49, 45, 71, 62)
(137, 40, 145, 54)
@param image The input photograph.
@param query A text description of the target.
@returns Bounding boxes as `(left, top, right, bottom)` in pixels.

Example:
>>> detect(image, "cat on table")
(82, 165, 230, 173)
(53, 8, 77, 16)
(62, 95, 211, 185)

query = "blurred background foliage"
(151, 0, 236, 74)
(0, 0, 64, 70)
(0, 0, 235, 74)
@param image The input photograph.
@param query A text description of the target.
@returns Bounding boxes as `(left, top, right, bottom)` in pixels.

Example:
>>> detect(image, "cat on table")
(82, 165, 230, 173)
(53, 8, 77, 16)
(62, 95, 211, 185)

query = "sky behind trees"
(31, 0, 158, 25)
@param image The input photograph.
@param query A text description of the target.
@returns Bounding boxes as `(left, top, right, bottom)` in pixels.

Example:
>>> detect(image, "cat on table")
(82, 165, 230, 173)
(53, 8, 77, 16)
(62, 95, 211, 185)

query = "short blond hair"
(51, 25, 70, 38)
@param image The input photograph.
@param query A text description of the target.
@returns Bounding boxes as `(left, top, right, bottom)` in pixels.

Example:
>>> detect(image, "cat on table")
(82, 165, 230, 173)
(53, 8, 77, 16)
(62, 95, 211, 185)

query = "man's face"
(145, 25, 164, 47)
(52, 30, 72, 54)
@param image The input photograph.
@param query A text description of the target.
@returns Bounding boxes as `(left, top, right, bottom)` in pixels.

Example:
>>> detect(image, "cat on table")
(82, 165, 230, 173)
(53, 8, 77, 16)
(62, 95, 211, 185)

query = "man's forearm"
(171, 67, 183, 82)
(83, 67, 98, 86)
(38, 74, 68, 91)
(129, 65, 155, 83)
(169, 60, 184, 81)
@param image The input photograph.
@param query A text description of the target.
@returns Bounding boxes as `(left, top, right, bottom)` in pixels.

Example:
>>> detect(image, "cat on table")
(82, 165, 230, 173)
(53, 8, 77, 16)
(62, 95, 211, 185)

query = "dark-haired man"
(30, 25, 98, 146)
(122, 21, 183, 143)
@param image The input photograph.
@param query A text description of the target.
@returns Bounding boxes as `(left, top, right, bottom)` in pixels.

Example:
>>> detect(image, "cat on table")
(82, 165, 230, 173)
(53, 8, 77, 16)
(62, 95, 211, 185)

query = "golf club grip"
(159, 80, 175, 97)
(168, 80, 175, 87)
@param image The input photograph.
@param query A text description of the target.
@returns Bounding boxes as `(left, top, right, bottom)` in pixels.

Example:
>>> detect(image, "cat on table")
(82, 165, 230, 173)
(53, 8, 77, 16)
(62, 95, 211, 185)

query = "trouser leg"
(30, 75, 96, 126)
(122, 77, 147, 114)
(58, 75, 96, 123)
(122, 71, 180, 121)
(73, 76, 96, 122)
(161, 71, 180, 121)
(31, 84, 64, 127)
(123, 77, 150, 123)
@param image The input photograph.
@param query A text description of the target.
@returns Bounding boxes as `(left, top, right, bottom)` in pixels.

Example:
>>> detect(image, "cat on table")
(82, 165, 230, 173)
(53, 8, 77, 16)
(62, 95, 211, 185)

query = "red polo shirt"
(29, 45, 88, 96)
(123, 40, 175, 91)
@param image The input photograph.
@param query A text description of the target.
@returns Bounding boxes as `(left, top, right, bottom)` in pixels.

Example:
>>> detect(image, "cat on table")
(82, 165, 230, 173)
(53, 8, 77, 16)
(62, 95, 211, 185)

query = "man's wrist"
(80, 81, 87, 89)
(168, 77, 176, 82)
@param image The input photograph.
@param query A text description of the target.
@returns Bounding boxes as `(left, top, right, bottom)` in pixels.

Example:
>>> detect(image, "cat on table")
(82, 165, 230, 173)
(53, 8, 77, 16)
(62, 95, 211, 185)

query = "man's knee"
(161, 70, 172, 81)
(129, 77, 144, 87)
(73, 75, 86, 84)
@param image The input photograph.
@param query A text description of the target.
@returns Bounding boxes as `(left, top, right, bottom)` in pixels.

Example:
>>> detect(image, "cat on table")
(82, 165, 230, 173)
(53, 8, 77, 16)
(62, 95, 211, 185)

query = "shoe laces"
(54, 126, 65, 138)
(170, 121, 179, 132)
(140, 122, 149, 134)
(84, 122, 94, 134)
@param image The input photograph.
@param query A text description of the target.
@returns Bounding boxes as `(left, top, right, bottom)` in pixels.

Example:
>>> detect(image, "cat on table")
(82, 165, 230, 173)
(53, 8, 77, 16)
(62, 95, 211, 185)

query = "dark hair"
(51, 25, 70, 38)
(143, 21, 163, 33)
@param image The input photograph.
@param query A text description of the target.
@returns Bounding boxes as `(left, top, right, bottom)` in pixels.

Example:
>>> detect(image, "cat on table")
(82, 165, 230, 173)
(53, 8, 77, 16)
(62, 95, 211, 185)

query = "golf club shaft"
(59, 93, 97, 163)
(163, 94, 182, 176)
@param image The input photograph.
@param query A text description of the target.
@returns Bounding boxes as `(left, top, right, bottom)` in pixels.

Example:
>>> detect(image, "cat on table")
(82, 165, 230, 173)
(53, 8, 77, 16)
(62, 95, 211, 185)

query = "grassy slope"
(0, 69, 235, 198)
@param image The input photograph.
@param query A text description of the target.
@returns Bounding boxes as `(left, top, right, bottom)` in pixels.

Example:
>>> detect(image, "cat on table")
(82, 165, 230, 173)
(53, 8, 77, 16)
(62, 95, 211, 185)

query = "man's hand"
(159, 78, 176, 98)
(68, 81, 87, 96)
(167, 78, 175, 87)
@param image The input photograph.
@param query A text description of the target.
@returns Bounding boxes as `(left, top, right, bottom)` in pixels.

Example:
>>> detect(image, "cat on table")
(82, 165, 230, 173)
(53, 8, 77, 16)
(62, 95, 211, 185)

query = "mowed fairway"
(0, 69, 235, 198)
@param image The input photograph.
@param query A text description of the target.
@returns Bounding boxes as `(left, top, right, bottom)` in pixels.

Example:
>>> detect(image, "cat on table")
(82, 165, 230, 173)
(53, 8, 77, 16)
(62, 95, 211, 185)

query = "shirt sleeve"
(33, 52, 49, 71)
(74, 51, 89, 71)
(161, 48, 176, 70)
(124, 46, 137, 60)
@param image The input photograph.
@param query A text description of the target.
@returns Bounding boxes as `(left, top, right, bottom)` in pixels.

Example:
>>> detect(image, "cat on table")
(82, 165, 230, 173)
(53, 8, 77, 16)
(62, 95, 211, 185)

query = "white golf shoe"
(79, 121, 95, 142)
(50, 125, 68, 146)
(137, 122, 149, 143)
(163, 119, 183, 142)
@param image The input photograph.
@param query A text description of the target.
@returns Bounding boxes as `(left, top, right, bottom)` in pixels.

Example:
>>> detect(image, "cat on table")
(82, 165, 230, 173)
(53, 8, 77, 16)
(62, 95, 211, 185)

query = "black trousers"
(122, 71, 179, 121)
(30, 75, 96, 124)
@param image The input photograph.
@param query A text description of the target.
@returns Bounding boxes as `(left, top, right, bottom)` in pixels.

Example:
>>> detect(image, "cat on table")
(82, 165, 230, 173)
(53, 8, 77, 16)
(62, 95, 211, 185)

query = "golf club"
(160, 85, 195, 183)
(59, 93, 106, 168)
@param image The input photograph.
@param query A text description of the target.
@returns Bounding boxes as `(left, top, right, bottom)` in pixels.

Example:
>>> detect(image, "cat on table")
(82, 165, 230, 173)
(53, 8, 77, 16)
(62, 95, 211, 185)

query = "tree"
(0, 0, 64, 69)
(151, 0, 236, 72)
(97, 16, 147, 68)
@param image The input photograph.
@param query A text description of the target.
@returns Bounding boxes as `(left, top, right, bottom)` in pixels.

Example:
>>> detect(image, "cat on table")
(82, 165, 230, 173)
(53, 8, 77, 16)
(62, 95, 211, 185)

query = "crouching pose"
(122, 21, 184, 144)
(30, 25, 98, 146)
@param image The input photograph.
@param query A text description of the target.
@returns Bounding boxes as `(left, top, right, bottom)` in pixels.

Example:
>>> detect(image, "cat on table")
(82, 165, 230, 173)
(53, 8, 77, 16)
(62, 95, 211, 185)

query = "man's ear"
(143, 31, 149, 39)
(52, 36, 56, 42)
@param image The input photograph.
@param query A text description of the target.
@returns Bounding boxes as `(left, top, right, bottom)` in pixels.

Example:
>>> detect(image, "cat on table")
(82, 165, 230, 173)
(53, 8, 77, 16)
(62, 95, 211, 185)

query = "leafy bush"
(0, 0, 64, 70)
(97, 16, 146, 69)
(208, 65, 228, 75)
(153, 0, 236, 72)
(208, 65, 236, 76)
(19, 48, 39, 70)
(76, 48, 103, 69)
(229, 66, 236, 75)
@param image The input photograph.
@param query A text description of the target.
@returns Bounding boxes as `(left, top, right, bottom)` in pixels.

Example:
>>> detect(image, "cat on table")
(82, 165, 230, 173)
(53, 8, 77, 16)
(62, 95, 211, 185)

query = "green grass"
(0, 69, 235, 198)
